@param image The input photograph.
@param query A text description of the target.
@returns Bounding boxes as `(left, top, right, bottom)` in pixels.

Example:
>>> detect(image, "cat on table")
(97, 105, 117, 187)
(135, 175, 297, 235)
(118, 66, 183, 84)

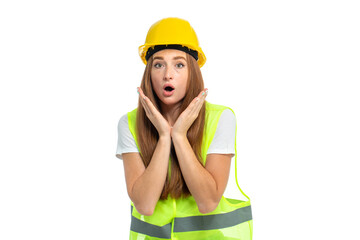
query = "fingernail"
(137, 88, 139, 94)
(202, 92, 205, 96)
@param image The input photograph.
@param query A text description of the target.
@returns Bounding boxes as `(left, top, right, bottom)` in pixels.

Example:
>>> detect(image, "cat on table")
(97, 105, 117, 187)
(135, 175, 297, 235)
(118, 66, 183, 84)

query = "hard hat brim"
(139, 44, 206, 68)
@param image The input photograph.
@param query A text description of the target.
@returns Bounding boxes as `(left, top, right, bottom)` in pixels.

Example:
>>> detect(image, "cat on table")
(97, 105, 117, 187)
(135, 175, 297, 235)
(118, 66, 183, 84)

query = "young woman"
(116, 17, 252, 240)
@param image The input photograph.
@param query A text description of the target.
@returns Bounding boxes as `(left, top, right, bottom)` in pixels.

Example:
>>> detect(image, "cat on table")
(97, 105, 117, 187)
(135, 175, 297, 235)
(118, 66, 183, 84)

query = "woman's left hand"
(171, 88, 208, 138)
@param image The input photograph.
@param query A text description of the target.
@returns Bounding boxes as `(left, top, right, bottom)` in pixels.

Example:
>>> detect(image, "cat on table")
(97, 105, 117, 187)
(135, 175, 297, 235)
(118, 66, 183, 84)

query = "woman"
(116, 17, 252, 240)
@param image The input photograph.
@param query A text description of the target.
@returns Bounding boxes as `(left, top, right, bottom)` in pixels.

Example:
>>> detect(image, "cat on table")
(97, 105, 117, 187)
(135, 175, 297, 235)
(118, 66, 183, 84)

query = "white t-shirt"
(115, 109, 236, 160)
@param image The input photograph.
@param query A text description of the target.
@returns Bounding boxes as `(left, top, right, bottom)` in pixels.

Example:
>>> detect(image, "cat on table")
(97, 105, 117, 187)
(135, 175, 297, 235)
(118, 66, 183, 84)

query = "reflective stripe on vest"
(130, 205, 172, 238)
(127, 102, 252, 239)
(130, 205, 252, 238)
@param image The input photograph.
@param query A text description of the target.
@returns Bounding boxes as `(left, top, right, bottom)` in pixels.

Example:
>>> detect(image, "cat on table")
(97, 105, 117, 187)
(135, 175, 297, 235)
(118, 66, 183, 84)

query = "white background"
(1, 0, 359, 239)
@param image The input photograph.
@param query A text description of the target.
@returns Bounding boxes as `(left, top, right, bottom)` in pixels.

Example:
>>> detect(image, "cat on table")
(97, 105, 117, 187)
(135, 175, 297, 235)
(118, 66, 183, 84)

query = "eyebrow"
(153, 56, 186, 61)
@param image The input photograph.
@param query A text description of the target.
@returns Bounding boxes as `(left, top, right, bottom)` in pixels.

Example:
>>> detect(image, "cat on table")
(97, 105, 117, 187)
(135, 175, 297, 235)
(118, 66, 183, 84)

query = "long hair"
(136, 53, 205, 200)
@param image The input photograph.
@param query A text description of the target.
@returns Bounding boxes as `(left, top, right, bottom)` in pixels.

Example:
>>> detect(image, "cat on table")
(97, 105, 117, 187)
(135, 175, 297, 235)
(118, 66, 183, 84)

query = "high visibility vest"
(126, 101, 253, 240)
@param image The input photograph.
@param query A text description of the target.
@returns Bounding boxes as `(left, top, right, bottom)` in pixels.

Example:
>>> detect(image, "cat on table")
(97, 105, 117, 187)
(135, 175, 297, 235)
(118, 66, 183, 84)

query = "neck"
(160, 101, 182, 127)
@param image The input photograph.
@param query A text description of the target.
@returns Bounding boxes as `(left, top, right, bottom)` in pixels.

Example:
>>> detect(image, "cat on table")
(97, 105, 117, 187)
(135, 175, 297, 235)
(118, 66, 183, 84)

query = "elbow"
(138, 207, 154, 216)
(128, 190, 155, 216)
(133, 202, 155, 216)
(198, 200, 219, 214)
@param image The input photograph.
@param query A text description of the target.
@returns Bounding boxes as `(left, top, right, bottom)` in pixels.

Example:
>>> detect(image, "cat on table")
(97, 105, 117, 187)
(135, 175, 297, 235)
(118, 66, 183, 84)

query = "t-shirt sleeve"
(207, 109, 236, 158)
(115, 114, 139, 160)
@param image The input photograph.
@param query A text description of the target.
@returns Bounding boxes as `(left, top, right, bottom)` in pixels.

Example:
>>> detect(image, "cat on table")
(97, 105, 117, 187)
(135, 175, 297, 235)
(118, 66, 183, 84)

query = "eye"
(154, 63, 163, 68)
(176, 63, 185, 68)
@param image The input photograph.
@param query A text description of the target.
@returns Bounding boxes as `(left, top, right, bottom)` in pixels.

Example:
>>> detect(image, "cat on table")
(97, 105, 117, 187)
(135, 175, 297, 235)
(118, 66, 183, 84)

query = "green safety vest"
(127, 101, 253, 240)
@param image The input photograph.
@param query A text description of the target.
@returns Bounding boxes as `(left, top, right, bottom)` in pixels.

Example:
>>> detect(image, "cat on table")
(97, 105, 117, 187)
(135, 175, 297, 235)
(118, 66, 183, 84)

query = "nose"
(164, 66, 175, 81)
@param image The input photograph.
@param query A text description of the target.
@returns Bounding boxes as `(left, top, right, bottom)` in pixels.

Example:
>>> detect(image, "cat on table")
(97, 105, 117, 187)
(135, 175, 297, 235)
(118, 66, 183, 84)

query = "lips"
(163, 83, 175, 92)
(163, 83, 175, 97)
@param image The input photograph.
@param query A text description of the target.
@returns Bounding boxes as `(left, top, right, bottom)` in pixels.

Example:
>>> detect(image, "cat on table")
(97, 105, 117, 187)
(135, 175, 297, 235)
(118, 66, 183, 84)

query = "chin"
(160, 97, 182, 106)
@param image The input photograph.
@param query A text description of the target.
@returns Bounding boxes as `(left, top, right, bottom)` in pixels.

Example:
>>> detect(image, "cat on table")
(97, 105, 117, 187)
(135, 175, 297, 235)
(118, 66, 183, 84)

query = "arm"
(171, 89, 232, 213)
(172, 134, 231, 214)
(122, 87, 172, 216)
(122, 135, 171, 216)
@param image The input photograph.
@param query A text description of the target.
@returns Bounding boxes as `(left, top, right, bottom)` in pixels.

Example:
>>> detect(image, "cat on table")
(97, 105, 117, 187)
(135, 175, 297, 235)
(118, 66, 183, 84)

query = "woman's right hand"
(137, 87, 171, 138)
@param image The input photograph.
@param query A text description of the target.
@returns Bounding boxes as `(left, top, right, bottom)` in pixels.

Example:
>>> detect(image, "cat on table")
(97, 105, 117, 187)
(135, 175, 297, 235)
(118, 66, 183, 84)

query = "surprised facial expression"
(150, 49, 188, 107)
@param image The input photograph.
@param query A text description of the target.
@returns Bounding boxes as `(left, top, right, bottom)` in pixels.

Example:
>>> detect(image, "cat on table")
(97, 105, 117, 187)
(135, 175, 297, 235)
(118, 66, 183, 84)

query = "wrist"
(159, 134, 171, 142)
(171, 132, 187, 141)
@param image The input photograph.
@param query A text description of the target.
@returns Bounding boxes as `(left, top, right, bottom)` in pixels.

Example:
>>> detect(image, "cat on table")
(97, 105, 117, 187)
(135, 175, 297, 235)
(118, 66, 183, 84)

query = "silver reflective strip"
(130, 205, 252, 236)
(174, 205, 252, 232)
(130, 206, 171, 239)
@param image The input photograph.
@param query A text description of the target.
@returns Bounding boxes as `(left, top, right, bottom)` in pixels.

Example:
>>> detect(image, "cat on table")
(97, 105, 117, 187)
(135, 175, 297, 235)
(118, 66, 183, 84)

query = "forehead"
(152, 49, 186, 59)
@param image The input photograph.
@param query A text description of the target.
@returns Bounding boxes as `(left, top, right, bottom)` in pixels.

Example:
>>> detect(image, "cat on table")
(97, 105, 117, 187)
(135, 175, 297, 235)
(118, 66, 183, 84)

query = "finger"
(137, 87, 148, 111)
(182, 92, 202, 120)
(197, 88, 208, 101)
(192, 89, 206, 104)
(138, 87, 149, 101)
(190, 90, 207, 118)
(192, 88, 208, 114)
(138, 87, 159, 117)
(138, 87, 151, 115)
(187, 89, 204, 113)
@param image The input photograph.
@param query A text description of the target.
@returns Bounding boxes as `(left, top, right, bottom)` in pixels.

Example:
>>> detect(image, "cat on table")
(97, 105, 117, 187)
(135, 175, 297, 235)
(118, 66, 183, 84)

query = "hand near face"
(171, 88, 208, 138)
(137, 87, 172, 138)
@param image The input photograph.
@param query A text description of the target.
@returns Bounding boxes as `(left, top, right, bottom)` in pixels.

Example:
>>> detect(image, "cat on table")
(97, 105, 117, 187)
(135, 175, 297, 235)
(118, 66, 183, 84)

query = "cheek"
(150, 73, 161, 88)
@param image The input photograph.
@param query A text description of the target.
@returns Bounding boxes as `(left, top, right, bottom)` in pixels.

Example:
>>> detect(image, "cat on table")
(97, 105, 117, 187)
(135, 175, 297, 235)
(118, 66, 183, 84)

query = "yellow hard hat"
(139, 17, 206, 68)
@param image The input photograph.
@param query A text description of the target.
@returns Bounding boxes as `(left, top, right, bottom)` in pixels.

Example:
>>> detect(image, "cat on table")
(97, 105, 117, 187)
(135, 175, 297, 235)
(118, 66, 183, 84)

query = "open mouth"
(164, 86, 174, 92)
(163, 84, 175, 96)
